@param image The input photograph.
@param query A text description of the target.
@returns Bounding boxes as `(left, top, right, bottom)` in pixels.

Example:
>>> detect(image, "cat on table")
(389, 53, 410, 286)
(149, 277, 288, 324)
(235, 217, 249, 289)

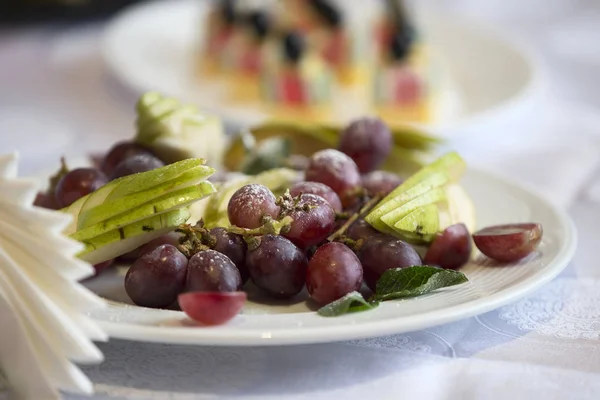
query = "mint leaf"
(374, 266, 468, 301)
(318, 291, 378, 317)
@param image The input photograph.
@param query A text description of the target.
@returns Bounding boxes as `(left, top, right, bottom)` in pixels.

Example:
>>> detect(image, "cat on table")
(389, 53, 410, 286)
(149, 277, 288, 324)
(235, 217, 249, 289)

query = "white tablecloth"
(2, 1, 600, 399)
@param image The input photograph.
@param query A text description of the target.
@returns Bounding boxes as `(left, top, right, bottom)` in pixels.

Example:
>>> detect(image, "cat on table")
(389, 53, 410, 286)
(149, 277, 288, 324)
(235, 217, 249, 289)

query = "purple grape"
(338, 118, 392, 173)
(124, 244, 188, 308)
(186, 250, 242, 292)
(34, 191, 59, 210)
(101, 141, 155, 176)
(110, 154, 165, 180)
(424, 223, 471, 269)
(305, 149, 361, 208)
(358, 236, 422, 291)
(246, 235, 308, 298)
(227, 184, 280, 229)
(289, 181, 343, 212)
(346, 218, 383, 241)
(210, 227, 249, 283)
(138, 232, 183, 258)
(362, 170, 403, 197)
(306, 242, 363, 305)
(55, 168, 108, 208)
(281, 194, 336, 250)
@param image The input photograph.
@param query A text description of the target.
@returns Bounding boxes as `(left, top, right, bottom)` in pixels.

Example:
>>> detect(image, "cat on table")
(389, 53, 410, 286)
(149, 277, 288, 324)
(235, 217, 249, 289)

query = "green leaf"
(374, 266, 468, 301)
(241, 137, 292, 175)
(317, 291, 379, 317)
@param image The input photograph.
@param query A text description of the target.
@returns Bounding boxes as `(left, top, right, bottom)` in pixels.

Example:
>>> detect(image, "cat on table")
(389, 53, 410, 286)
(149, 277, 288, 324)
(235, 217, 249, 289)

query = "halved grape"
(358, 236, 422, 291)
(305, 149, 361, 207)
(281, 194, 336, 250)
(338, 118, 392, 173)
(55, 168, 108, 208)
(210, 227, 249, 283)
(246, 234, 308, 298)
(424, 223, 471, 270)
(179, 291, 247, 326)
(361, 170, 403, 197)
(473, 223, 542, 262)
(290, 181, 342, 212)
(124, 244, 188, 308)
(101, 141, 155, 176)
(306, 242, 363, 305)
(109, 153, 165, 180)
(227, 184, 280, 229)
(186, 250, 242, 292)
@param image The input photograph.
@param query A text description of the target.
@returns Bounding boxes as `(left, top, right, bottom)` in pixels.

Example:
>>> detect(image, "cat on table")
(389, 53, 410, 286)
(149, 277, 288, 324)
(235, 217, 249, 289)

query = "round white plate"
(101, 0, 545, 132)
(84, 167, 576, 346)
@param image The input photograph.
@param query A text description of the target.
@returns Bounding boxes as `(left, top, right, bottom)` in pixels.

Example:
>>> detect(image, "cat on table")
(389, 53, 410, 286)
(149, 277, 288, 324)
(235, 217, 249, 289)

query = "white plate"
(101, 0, 545, 132)
(83, 168, 576, 346)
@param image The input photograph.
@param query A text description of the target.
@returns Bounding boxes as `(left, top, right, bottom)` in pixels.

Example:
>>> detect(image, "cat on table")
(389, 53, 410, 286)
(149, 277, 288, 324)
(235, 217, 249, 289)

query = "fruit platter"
(34, 93, 575, 345)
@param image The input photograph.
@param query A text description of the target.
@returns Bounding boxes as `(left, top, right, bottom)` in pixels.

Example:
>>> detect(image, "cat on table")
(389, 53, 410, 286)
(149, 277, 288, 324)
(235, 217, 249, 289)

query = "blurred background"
(0, 0, 599, 177)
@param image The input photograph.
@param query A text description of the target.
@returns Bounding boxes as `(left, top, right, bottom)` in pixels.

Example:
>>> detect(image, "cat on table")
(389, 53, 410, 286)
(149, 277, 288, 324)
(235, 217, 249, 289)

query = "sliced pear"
(78, 208, 190, 265)
(392, 204, 441, 244)
(380, 187, 447, 229)
(445, 184, 477, 232)
(78, 165, 215, 229)
(71, 182, 215, 241)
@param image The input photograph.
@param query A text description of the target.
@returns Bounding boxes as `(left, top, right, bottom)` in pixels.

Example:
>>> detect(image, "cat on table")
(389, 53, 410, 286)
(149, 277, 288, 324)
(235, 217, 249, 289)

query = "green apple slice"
(78, 165, 215, 229)
(71, 182, 215, 241)
(78, 208, 190, 265)
(392, 204, 441, 244)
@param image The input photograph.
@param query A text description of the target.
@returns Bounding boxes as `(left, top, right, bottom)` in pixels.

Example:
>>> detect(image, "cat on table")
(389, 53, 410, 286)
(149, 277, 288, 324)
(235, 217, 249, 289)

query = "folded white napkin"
(0, 153, 107, 400)
(442, 101, 600, 207)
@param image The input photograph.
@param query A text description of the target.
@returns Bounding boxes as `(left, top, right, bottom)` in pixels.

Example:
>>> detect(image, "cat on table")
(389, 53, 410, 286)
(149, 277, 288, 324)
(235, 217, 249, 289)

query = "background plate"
(84, 167, 576, 346)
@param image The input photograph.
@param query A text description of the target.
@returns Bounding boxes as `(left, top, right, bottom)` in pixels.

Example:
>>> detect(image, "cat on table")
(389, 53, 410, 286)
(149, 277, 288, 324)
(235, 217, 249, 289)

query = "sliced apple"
(78, 208, 190, 265)
(71, 182, 215, 241)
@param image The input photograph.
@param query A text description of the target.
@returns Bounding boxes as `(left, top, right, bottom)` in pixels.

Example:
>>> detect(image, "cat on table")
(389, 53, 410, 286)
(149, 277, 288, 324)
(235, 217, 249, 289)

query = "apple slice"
(78, 208, 190, 265)
(71, 182, 215, 241)
(473, 223, 543, 263)
(178, 292, 247, 326)
(78, 165, 215, 228)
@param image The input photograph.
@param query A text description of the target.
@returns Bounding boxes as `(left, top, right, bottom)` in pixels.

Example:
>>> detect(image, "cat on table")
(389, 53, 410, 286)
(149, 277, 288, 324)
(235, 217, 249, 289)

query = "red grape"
(305, 149, 361, 207)
(246, 235, 308, 298)
(55, 168, 108, 208)
(346, 218, 383, 241)
(34, 191, 59, 210)
(306, 242, 363, 305)
(358, 236, 422, 291)
(109, 154, 165, 180)
(338, 118, 392, 173)
(101, 141, 155, 176)
(138, 232, 183, 258)
(125, 244, 188, 308)
(186, 250, 242, 292)
(361, 170, 403, 197)
(473, 223, 543, 262)
(281, 194, 336, 250)
(179, 291, 246, 326)
(93, 258, 114, 276)
(424, 223, 471, 270)
(210, 227, 249, 283)
(227, 184, 280, 229)
(290, 181, 343, 212)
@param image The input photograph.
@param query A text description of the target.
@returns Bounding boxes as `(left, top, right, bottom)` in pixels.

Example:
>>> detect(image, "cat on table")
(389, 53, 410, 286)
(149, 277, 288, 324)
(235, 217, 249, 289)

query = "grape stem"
(47, 157, 70, 195)
(327, 195, 382, 243)
(227, 215, 294, 237)
(175, 223, 214, 257)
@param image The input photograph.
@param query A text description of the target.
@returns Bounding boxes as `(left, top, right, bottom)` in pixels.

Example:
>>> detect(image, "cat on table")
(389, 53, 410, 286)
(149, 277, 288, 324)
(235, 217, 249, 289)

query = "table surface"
(1, 0, 600, 399)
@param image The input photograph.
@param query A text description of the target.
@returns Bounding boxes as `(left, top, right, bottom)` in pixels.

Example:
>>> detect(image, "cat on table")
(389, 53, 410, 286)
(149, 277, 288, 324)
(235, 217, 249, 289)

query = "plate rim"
(91, 166, 577, 346)
(100, 0, 547, 134)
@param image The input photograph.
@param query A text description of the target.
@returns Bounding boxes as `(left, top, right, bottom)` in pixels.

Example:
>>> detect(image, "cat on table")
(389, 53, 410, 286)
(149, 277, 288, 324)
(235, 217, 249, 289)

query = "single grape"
(93, 258, 114, 276)
(281, 194, 336, 250)
(55, 168, 108, 208)
(101, 141, 155, 176)
(209, 227, 249, 284)
(179, 291, 247, 326)
(186, 250, 242, 293)
(306, 242, 363, 305)
(424, 223, 472, 270)
(34, 191, 58, 210)
(358, 236, 422, 291)
(246, 235, 308, 298)
(124, 244, 188, 308)
(346, 218, 383, 241)
(338, 118, 392, 173)
(361, 170, 403, 197)
(305, 149, 361, 207)
(109, 153, 165, 180)
(473, 223, 543, 262)
(227, 184, 280, 229)
(289, 181, 343, 212)
(138, 232, 183, 258)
